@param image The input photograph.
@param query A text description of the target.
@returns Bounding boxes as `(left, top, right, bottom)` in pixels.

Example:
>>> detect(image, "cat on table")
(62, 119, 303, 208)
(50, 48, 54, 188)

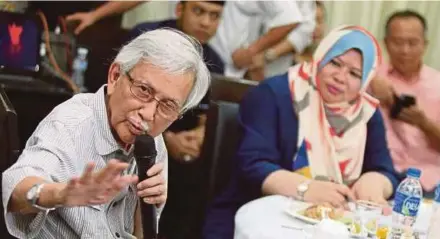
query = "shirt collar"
(386, 63, 426, 84)
(91, 85, 124, 156)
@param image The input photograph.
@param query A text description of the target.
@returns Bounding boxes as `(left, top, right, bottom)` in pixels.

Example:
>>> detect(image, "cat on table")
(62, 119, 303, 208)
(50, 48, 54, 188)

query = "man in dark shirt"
(130, 1, 224, 238)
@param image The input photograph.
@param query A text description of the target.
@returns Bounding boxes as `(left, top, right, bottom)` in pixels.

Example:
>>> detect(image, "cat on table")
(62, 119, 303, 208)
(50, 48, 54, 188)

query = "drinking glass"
(376, 216, 391, 239)
(351, 200, 383, 237)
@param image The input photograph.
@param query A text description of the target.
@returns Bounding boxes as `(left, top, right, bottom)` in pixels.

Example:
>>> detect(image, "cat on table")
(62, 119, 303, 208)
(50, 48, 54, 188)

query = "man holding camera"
(371, 10, 440, 197)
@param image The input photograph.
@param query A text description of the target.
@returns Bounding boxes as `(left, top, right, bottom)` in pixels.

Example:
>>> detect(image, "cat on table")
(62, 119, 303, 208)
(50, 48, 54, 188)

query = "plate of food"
(285, 203, 387, 238)
(285, 204, 352, 225)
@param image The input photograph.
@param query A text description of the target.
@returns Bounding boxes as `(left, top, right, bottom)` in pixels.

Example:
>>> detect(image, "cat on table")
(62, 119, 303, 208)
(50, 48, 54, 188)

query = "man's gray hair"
(113, 28, 211, 111)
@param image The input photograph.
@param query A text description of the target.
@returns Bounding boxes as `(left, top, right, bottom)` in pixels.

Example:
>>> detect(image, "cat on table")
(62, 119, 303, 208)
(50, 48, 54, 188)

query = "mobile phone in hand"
(390, 94, 416, 118)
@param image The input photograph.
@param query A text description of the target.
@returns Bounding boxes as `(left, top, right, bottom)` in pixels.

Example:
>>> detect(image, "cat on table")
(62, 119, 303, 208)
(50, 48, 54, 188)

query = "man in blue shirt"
(130, 2, 224, 238)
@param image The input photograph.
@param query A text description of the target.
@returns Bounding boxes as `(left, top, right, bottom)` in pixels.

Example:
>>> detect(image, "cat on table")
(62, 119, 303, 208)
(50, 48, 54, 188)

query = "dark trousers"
(160, 156, 207, 239)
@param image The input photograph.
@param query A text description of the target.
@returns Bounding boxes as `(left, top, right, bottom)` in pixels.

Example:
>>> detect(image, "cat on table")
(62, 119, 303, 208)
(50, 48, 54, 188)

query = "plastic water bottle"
(72, 47, 88, 92)
(390, 168, 423, 238)
(39, 43, 46, 57)
(427, 184, 440, 239)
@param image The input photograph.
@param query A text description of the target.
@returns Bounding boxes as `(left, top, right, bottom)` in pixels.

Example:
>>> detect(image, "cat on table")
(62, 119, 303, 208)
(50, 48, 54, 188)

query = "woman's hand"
(304, 180, 355, 209)
(351, 172, 391, 205)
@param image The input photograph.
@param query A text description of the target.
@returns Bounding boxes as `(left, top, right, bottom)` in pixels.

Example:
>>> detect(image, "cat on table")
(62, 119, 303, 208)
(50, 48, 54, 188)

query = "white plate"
(284, 206, 321, 225)
(285, 205, 354, 225)
(284, 207, 368, 238)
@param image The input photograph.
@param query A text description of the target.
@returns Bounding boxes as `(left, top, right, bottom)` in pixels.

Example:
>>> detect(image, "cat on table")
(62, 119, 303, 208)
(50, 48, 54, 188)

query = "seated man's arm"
(265, 40, 296, 61)
(421, 121, 440, 152)
(7, 177, 65, 214)
(2, 121, 76, 238)
(403, 108, 440, 153)
(232, 1, 304, 68)
(66, 1, 145, 35)
(250, 1, 305, 54)
(3, 121, 137, 238)
(267, 2, 316, 60)
(247, 24, 298, 57)
(233, 24, 298, 70)
(90, 1, 144, 20)
(4, 121, 76, 213)
(370, 76, 440, 152)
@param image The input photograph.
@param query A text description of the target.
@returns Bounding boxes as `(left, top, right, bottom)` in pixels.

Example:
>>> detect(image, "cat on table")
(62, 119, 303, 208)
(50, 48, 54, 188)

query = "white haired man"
(2, 29, 210, 238)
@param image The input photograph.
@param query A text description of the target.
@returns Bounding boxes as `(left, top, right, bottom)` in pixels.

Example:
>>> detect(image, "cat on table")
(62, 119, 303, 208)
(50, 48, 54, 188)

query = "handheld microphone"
(134, 134, 158, 239)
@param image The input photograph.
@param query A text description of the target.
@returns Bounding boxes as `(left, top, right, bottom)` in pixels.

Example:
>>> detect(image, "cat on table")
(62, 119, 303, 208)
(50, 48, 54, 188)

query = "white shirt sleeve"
(2, 121, 76, 238)
(259, 1, 304, 29)
(286, 1, 316, 53)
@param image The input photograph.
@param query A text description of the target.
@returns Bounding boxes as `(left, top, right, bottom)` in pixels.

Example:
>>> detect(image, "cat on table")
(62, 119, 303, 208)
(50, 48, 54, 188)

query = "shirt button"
(115, 232, 120, 238)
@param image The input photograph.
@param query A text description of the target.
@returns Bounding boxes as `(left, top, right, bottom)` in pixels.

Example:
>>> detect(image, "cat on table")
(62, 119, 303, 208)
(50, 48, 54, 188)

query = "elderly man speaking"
(2, 29, 210, 238)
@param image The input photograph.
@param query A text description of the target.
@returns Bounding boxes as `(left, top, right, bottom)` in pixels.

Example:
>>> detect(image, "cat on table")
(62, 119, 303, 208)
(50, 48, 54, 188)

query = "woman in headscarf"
(202, 25, 400, 238)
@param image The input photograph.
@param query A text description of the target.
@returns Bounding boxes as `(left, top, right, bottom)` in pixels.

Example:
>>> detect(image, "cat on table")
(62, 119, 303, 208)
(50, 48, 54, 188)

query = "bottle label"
(393, 191, 421, 217)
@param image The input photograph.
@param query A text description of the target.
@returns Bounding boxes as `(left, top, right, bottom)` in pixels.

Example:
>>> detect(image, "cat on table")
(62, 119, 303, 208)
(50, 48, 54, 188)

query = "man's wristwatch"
(26, 183, 56, 211)
(296, 180, 311, 201)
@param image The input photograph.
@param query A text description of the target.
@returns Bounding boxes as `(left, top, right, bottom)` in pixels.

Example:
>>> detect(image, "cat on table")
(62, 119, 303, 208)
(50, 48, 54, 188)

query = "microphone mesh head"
(134, 135, 157, 157)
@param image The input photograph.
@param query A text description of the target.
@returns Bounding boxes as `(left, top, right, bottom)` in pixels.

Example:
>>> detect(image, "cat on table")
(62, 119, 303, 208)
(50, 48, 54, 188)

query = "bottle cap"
(39, 43, 46, 57)
(54, 26, 61, 35)
(77, 47, 89, 56)
(407, 168, 421, 178)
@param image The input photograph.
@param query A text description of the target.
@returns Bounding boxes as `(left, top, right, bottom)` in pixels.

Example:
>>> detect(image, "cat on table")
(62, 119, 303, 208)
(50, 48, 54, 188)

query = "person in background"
(29, 1, 143, 34)
(210, 1, 314, 81)
(294, 1, 326, 64)
(28, 1, 145, 93)
(65, 1, 143, 35)
(130, 1, 224, 238)
(2, 29, 210, 238)
(203, 26, 400, 238)
(257, 1, 322, 79)
(249, 1, 325, 80)
(370, 10, 440, 198)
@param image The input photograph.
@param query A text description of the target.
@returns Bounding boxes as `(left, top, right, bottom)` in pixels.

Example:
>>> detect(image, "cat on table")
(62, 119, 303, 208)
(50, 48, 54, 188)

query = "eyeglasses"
(125, 73, 181, 120)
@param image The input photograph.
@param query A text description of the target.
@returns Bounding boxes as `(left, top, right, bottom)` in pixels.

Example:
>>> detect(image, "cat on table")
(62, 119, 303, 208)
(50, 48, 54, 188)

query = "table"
(234, 195, 432, 239)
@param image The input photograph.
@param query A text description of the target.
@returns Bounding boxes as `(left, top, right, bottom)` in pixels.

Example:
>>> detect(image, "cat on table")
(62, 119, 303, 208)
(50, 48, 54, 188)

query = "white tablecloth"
(234, 195, 432, 239)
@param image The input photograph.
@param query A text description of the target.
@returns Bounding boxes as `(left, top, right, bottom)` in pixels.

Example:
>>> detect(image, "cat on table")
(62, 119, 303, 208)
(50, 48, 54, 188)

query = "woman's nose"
(334, 69, 348, 84)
